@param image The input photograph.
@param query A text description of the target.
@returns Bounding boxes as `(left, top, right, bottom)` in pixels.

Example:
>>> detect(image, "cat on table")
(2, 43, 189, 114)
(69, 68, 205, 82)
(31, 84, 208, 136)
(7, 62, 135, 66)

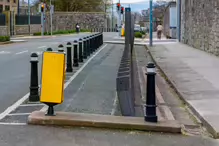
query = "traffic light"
(117, 3, 120, 11)
(41, 4, 44, 12)
(121, 7, 124, 14)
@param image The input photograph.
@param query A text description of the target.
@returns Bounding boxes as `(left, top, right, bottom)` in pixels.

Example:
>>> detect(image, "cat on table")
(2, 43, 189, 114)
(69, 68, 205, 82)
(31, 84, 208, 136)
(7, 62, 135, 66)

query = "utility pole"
(111, 2, 113, 29)
(28, 0, 30, 35)
(177, 0, 181, 42)
(50, 0, 53, 36)
(149, 0, 153, 46)
(117, 0, 121, 37)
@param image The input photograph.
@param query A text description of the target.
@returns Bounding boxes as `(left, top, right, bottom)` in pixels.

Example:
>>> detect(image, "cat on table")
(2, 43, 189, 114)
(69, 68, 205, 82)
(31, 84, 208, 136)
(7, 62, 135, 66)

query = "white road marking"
(0, 51, 10, 54)
(15, 50, 28, 55)
(19, 103, 45, 107)
(8, 113, 31, 116)
(38, 46, 46, 49)
(40, 44, 108, 112)
(111, 93, 118, 115)
(0, 44, 108, 120)
(36, 51, 43, 55)
(0, 122, 27, 126)
(0, 93, 29, 120)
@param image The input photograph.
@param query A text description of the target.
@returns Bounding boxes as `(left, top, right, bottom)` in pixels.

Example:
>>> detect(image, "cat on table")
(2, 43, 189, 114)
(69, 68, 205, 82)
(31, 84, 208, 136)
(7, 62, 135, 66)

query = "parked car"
(134, 24, 141, 32)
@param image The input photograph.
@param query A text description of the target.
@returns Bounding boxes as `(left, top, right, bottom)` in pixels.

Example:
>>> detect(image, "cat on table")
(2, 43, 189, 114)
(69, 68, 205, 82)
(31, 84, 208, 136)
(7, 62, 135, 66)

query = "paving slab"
(147, 42, 219, 138)
(28, 111, 181, 133)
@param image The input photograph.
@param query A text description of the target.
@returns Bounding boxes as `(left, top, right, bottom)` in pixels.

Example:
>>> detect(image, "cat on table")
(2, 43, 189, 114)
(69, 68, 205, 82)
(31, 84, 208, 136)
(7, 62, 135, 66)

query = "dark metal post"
(79, 38, 83, 62)
(145, 62, 157, 123)
(98, 33, 101, 48)
(93, 34, 97, 51)
(91, 35, 94, 54)
(83, 37, 87, 59)
(46, 48, 53, 51)
(101, 33, 103, 45)
(66, 42, 73, 72)
(87, 36, 91, 56)
(29, 53, 39, 102)
(73, 40, 79, 67)
(58, 44, 64, 52)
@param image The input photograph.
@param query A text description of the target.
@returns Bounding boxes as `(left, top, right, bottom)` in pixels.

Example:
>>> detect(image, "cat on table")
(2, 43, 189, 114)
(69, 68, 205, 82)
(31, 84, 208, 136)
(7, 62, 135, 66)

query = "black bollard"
(90, 35, 94, 54)
(46, 48, 52, 51)
(99, 33, 101, 46)
(73, 40, 79, 67)
(29, 53, 39, 102)
(79, 38, 83, 62)
(66, 42, 73, 72)
(95, 34, 98, 50)
(58, 44, 64, 52)
(87, 36, 90, 56)
(101, 32, 103, 45)
(83, 37, 87, 59)
(92, 35, 96, 52)
(145, 62, 157, 123)
(97, 33, 100, 48)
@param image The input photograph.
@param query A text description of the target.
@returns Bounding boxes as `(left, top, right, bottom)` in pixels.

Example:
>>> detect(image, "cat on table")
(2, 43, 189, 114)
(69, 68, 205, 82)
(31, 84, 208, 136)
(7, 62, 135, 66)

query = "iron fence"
(15, 15, 41, 25)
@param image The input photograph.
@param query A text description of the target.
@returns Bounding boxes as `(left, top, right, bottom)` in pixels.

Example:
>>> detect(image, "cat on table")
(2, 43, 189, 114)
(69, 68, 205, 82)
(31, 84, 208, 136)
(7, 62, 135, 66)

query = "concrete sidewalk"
(148, 42, 219, 138)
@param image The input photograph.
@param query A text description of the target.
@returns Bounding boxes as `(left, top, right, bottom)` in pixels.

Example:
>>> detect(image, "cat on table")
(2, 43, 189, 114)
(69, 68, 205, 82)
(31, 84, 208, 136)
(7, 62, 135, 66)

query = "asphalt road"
(0, 125, 217, 146)
(0, 33, 89, 113)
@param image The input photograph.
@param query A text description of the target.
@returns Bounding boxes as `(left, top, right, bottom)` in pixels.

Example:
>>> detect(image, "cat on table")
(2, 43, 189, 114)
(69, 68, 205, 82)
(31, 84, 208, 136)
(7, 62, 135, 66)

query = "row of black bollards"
(28, 32, 103, 103)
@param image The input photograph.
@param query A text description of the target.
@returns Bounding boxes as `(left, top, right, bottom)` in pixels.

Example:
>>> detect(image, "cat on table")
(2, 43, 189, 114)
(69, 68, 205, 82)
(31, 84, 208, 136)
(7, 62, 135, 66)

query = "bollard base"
(66, 67, 73, 73)
(45, 103, 57, 116)
(144, 115, 158, 123)
(29, 94, 40, 102)
(79, 58, 83, 63)
(73, 63, 79, 67)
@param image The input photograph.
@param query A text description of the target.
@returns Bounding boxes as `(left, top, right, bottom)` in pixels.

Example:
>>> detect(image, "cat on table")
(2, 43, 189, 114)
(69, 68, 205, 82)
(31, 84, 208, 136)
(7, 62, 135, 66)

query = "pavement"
(147, 42, 219, 138)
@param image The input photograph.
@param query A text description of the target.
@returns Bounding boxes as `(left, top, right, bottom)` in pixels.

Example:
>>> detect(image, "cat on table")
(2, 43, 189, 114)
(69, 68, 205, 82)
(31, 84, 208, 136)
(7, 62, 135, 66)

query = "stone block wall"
(181, 0, 219, 56)
(0, 26, 8, 36)
(45, 12, 106, 32)
(15, 25, 41, 35)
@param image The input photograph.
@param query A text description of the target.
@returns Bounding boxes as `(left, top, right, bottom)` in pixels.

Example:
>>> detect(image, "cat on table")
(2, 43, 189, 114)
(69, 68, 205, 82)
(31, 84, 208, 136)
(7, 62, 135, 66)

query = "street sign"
(125, 8, 131, 12)
(40, 51, 66, 104)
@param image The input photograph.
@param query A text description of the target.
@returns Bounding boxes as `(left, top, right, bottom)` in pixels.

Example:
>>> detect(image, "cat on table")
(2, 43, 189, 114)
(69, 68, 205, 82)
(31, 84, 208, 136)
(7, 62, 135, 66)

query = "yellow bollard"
(121, 28, 125, 36)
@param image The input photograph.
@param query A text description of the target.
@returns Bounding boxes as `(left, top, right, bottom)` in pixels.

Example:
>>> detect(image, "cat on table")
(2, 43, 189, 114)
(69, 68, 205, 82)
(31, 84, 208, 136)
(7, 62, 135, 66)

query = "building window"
(5, 5, 10, 11)
(0, 5, 2, 13)
(14, 0, 16, 3)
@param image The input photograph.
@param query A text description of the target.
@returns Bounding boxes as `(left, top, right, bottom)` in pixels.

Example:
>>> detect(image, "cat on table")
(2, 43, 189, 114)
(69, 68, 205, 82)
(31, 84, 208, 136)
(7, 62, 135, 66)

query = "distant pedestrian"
(156, 23, 163, 39)
(76, 23, 80, 33)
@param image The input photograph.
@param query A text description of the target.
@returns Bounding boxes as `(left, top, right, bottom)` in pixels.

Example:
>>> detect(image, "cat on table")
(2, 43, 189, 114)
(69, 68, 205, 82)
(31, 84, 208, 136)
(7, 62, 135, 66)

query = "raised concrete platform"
(28, 111, 181, 133)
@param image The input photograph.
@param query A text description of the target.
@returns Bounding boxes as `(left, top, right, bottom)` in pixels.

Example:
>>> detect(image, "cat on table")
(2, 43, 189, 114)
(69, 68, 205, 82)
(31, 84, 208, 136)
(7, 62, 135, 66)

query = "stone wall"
(0, 26, 8, 36)
(181, 0, 219, 55)
(15, 25, 41, 35)
(45, 12, 106, 32)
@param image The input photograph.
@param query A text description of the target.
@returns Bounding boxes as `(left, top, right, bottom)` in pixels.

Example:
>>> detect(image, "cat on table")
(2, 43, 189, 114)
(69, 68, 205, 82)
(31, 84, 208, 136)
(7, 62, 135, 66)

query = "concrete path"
(54, 44, 123, 115)
(148, 42, 219, 138)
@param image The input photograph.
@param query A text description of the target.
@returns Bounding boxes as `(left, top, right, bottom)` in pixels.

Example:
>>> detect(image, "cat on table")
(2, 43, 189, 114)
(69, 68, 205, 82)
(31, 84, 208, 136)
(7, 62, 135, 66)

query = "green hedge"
(33, 29, 90, 36)
(135, 32, 142, 38)
(0, 36, 10, 42)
